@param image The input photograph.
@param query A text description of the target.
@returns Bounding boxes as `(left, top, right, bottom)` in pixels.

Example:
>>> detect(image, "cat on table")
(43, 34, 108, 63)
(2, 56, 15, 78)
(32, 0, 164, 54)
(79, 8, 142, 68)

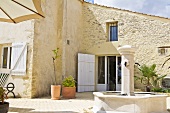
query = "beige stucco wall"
(0, 21, 34, 97)
(62, 0, 83, 78)
(29, 0, 86, 97)
(82, 2, 170, 89)
(32, 0, 64, 97)
(32, 0, 83, 97)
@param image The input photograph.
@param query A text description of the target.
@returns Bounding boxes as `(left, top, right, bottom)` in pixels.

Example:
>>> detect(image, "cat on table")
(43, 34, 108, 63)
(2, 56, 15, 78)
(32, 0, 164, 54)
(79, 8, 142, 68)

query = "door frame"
(96, 55, 121, 91)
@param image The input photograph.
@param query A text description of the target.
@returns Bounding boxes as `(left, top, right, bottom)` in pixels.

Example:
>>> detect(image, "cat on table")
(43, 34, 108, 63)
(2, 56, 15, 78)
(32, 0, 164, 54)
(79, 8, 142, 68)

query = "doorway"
(97, 56, 121, 91)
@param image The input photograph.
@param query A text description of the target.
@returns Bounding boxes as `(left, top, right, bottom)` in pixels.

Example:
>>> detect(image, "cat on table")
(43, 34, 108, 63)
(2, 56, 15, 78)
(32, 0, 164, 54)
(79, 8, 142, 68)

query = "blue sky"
(85, 0, 170, 18)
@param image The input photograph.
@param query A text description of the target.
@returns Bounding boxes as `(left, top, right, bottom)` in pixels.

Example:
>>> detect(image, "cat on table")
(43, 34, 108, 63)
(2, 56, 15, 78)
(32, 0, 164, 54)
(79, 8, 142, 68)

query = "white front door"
(97, 56, 121, 91)
(78, 53, 95, 92)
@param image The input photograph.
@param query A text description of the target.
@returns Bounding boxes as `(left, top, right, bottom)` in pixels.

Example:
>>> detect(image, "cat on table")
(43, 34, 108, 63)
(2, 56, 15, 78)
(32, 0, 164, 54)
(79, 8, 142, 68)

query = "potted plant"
(62, 76, 76, 99)
(0, 87, 9, 113)
(51, 48, 61, 100)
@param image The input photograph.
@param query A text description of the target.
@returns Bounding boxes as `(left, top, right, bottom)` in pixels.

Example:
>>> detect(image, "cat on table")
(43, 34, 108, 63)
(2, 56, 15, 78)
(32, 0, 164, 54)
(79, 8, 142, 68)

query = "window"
(109, 23, 118, 41)
(158, 48, 167, 56)
(2, 46, 12, 69)
(1, 42, 27, 76)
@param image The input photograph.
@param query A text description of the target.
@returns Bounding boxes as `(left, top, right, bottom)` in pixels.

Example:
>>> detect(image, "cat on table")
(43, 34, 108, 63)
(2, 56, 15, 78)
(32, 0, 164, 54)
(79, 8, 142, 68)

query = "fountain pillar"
(118, 45, 136, 96)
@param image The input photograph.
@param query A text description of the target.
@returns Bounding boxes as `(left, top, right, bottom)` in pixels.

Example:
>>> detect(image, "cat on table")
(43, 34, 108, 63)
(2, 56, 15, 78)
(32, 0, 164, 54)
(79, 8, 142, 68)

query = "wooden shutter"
(11, 42, 27, 75)
(78, 53, 95, 92)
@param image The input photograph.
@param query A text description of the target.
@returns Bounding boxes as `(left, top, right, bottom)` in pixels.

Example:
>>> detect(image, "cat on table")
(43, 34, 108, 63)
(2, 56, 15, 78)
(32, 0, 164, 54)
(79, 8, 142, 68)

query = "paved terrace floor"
(7, 92, 94, 113)
(7, 92, 170, 113)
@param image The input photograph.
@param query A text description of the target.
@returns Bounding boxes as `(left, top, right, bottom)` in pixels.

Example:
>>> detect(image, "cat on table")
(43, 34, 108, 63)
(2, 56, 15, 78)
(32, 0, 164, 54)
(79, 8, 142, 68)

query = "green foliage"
(52, 48, 60, 85)
(152, 87, 170, 93)
(62, 76, 76, 87)
(152, 74, 167, 88)
(164, 88, 170, 93)
(135, 64, 167, 88)
(0, 87, 7, 104)
(135, 64, 157, 86)
(151, 87, 164, 92)
(52, 48, 60, 60)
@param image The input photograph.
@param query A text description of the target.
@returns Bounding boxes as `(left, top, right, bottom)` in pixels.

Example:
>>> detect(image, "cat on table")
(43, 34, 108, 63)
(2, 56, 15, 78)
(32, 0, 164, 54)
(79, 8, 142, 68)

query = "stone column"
(118, 45, 136, 96)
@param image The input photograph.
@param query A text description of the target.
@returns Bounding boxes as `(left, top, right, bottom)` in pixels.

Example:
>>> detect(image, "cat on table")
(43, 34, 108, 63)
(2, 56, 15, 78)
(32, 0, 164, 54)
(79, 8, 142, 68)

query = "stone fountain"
(93, 45, 168, 113)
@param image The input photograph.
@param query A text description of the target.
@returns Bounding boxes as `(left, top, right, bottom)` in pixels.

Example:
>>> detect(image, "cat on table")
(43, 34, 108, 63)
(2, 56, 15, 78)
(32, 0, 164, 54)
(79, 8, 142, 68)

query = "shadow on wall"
(134, 63, 145, 91)
(9, 107, 78, 113)
(82, 4, 108, 52)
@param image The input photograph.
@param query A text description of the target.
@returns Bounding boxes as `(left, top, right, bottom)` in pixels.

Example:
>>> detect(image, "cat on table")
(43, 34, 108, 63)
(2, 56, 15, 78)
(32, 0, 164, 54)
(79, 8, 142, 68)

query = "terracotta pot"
(51, 85, 61, 100)
(0, 102, 9, 113)
(62, 87, 76, 99)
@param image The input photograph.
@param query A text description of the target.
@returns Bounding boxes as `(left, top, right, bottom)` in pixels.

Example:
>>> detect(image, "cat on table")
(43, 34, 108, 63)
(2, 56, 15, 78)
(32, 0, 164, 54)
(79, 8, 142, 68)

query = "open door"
(78, 53, 95, 92)
(97, 56, 121, 91)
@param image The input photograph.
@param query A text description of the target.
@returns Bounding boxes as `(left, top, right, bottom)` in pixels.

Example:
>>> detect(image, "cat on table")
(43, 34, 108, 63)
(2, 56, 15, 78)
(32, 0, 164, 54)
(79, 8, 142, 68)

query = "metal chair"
(0, 72, 15, 98)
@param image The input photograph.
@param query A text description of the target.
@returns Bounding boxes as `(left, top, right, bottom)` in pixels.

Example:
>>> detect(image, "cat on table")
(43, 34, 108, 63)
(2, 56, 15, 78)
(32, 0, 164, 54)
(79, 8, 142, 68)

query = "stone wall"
(82, 2, 170, 89)
(83, 2, 170, 72)
(0, 21, 34, 98)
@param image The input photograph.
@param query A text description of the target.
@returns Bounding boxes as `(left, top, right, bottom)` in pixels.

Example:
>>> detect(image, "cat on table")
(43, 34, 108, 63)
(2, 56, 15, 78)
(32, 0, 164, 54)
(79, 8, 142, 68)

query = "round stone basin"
(93, 92, 168, 113)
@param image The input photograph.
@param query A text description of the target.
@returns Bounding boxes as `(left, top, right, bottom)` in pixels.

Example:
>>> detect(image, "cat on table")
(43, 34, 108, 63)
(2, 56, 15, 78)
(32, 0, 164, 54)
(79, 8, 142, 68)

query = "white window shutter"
(78, 53, 95, 92)
(11, 42, 27, 75)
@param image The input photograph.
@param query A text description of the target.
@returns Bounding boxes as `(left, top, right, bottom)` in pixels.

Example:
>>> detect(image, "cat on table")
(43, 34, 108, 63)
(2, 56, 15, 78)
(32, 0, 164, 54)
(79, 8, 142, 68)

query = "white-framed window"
(109, 23, 118, 41)
(1, 46, 12, 69)
(1, 42, 27, 75)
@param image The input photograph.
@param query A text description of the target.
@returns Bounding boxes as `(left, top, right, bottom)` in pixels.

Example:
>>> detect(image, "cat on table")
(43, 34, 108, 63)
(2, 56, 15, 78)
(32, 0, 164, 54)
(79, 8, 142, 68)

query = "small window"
(2, 46, 12, 69)
(109, 23, 118, 41)
(158, 48, 167, 56)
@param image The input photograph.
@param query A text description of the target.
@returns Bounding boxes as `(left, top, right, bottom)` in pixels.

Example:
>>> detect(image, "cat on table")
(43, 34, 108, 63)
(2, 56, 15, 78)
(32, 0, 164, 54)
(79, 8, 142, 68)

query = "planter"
(51, 85, 61, 100)
(0, 102, 9, 113)
(145, 85, 151, 92)
(62, 87, 76, 99)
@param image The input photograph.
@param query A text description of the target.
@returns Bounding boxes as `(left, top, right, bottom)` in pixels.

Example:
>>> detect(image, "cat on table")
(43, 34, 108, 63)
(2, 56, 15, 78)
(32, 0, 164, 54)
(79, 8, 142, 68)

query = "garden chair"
(0, 72, 15, 98)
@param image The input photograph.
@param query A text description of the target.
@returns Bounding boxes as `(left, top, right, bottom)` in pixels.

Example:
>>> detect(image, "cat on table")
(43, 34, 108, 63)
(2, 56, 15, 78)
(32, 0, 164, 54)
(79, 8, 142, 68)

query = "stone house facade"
(0, 0, 169, 98)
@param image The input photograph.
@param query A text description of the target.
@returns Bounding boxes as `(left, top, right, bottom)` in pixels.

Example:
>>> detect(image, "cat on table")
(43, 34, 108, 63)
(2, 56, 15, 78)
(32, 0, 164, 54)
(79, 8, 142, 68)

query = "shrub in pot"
(51, 48, 61, 100)
(62, 76, 76, 99)
(0, 87, 9, 113)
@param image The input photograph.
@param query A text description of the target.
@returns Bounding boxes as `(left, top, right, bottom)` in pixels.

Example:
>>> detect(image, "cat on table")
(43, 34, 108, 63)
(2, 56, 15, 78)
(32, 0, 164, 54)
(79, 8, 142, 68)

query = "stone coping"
(93, 92, 168, 99)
